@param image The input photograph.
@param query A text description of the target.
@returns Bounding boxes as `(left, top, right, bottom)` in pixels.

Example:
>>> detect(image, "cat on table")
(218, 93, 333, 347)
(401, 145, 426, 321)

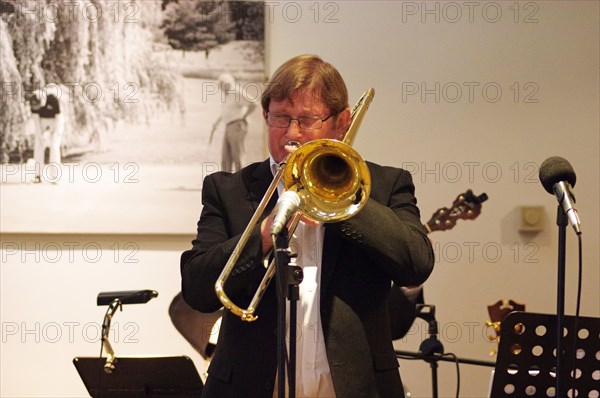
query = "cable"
(442, 353, 460, 398)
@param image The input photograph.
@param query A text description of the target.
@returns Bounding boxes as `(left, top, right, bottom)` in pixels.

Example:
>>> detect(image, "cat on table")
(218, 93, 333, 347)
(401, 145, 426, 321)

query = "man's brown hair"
(261, 55, 349, 115)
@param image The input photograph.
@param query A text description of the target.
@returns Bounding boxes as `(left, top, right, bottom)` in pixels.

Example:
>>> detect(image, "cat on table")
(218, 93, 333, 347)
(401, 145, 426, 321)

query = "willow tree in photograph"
(0, 0, 182, 162)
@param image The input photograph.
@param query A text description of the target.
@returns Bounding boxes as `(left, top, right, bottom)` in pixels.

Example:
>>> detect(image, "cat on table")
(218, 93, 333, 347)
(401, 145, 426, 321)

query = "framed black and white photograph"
(1, 0, 266, 234)
(1, 2, 598, 398)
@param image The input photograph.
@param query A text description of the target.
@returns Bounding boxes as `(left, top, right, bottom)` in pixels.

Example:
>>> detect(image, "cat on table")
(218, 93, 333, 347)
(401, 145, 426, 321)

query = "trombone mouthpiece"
(287, 141, 301, 148)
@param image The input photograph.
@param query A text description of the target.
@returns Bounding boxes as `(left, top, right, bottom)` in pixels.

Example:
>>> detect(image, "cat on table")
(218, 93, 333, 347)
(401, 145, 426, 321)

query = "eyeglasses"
(265, 113, 335, 130)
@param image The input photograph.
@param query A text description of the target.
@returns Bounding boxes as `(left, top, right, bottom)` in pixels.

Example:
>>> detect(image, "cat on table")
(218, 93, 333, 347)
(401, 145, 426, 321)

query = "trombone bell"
(284, 139, 370, 223)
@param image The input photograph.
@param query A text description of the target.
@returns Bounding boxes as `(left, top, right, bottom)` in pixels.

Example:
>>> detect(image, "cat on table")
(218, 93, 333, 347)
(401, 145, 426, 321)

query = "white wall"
(0, 235, 207, 397)
(1, 2, 598, 397)
(264, 2, 599, 396)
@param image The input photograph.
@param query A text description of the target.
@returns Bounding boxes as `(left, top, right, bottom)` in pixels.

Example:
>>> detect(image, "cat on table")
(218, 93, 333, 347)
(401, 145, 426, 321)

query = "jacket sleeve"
(332, 166, 435, 286)
(180, 173, 268, 313)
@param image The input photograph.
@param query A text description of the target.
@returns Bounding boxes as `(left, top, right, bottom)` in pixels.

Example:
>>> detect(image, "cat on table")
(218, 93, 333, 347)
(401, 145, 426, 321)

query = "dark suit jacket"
(181, 159, 434, 398)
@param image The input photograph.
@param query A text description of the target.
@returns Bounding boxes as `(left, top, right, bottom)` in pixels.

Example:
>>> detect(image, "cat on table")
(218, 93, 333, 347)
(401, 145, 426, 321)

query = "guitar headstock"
(425, 190, 488, 233)
(485, 299, 526, 355)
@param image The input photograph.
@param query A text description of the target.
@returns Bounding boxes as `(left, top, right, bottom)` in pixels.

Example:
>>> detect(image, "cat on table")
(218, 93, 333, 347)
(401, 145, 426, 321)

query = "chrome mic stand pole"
(274, 227, 303, 398)
(555, 206, 567, 397)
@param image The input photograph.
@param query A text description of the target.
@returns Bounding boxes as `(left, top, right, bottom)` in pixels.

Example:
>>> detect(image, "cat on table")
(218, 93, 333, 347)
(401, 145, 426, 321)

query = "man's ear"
(335, 108, 351, 139)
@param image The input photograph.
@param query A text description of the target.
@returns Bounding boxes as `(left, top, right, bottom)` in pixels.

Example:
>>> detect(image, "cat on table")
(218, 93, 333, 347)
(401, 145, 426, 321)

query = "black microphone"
(97, 290, 158, 306)
(539, 156, 581, 235)
(271, 191, 301, 235)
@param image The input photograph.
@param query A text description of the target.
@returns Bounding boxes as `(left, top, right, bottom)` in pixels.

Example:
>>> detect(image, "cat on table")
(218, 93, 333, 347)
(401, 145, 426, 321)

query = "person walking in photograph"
(209, 73, 257, 172)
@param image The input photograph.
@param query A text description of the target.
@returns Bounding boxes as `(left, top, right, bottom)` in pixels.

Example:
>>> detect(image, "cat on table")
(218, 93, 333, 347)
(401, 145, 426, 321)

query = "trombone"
(215, 88, 375, 322)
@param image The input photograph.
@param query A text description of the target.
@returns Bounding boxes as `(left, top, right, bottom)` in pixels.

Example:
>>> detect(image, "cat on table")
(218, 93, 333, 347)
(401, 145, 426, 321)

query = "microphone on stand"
(271, 191, 301, 235)
(539, 156, 581, 235)
(539, 156, 584, 397)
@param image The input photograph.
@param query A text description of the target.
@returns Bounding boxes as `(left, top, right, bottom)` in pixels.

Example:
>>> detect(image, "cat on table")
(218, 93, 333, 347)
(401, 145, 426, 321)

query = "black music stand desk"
(490, 311, 599, 398)
(73, 356, 203, 397)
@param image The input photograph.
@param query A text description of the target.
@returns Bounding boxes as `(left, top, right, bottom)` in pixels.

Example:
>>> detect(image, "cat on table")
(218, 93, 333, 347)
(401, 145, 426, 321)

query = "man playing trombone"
(181, 54, 435, 398)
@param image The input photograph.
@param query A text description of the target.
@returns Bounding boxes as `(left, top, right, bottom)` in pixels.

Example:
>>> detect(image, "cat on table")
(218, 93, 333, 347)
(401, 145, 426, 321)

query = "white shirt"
(270, 158, 336, 397)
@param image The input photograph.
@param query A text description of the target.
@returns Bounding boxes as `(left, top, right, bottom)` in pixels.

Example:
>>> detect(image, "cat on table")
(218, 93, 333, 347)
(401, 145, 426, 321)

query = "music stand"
(73, 356, 203, 397)
(490, 311, 599, 398)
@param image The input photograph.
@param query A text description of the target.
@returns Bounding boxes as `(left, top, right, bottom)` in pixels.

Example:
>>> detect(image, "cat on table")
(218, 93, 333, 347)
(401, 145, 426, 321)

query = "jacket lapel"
(247, 159, 278, 212)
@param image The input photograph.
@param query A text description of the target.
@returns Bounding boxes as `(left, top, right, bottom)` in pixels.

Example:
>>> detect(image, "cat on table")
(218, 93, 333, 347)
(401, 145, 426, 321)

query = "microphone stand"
(555, 206, 568, 397)
(273, 227, 303, 398)
(396, 304, 496, 398)
(415, 305, 444, 398)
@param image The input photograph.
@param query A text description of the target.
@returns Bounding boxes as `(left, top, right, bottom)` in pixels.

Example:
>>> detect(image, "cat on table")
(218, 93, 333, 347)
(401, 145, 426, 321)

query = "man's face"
(265, 89, 349, 163)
